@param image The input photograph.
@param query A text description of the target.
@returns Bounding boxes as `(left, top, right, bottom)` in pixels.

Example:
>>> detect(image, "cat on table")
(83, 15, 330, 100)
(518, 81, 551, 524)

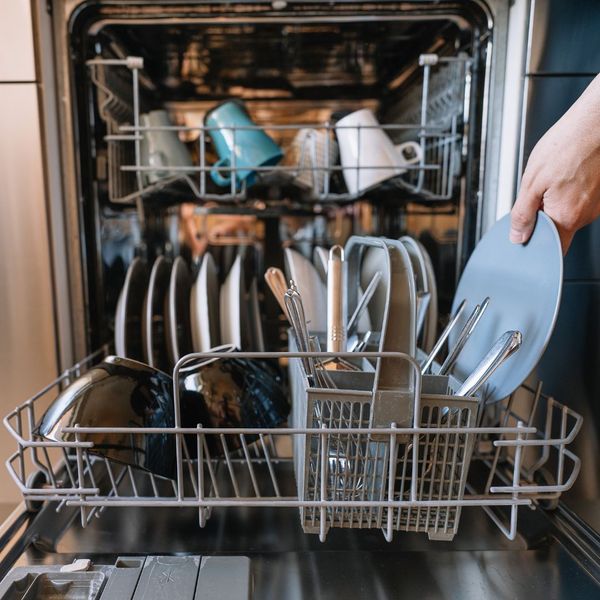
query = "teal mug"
(204, 100, 283, 188)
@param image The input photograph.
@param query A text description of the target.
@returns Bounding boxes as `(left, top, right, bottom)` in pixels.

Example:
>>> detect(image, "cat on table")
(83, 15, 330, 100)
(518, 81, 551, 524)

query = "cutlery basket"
(4, 348, 582, 545)
(288, 348, 479, 541)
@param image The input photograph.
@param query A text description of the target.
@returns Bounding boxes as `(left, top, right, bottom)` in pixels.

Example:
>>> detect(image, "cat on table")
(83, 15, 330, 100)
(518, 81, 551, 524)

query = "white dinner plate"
(313, 246, 329, 283)
(115, 257, 147, 361)
(219, 254, 243, 349)
(284, 247, 327, 331)
(450, 212, 563, 403)
(190, 252, 220, 352)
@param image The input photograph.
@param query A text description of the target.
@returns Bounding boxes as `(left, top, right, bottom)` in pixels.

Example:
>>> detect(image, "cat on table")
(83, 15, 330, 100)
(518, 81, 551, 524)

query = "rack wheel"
(25, 470, 49, 513)
(533, 467, 559, 511)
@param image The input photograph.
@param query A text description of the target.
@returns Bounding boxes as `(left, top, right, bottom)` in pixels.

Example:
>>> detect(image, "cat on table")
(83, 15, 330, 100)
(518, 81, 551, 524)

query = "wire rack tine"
(259, 434, 281, 497)
(182, 437, 198, 497)
(240, 434, 261, 498)
(220, 435, 241, 498)
(202, 437, 221, 499)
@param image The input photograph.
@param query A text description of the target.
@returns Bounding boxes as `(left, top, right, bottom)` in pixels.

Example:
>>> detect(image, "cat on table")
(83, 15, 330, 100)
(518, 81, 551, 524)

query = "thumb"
(510, 178, 544, 244)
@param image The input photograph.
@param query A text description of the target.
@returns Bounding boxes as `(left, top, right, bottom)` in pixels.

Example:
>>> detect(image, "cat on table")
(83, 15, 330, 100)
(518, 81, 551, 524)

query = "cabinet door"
(0, 84, 57, 502)
(0, 1, 36, 81)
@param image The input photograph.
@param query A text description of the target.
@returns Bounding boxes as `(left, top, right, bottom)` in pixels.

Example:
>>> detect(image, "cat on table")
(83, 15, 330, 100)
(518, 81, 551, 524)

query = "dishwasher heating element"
(4, 348, 582, 543)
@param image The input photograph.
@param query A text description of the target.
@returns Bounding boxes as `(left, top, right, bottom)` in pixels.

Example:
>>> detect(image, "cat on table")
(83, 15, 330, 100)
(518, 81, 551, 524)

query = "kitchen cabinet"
(0, 1, 36, 82)
(0, 84, 57, 502)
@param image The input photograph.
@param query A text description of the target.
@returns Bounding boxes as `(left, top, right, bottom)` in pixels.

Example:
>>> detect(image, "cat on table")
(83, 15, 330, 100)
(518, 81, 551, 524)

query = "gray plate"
(450, 212, 563, 403)
(165, 257, 192, 367)
(415, 239, 438, 353)
(143, 256, 171, 371)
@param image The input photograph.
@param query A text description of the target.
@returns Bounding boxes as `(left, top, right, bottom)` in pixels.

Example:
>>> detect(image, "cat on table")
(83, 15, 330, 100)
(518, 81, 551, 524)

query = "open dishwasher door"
(0, 0, 598, 598)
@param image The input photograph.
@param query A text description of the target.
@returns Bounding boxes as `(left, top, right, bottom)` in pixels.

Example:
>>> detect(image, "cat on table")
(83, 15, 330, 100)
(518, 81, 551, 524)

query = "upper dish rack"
(4, 348, 582, 544)
(87, 54, 468, 205)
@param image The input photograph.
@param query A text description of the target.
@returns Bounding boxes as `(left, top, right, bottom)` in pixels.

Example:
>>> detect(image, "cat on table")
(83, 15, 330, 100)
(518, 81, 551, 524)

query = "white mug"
(282, 128, 338, 197)
(335, 108, 421, 196)
(139, 110, 193, 185)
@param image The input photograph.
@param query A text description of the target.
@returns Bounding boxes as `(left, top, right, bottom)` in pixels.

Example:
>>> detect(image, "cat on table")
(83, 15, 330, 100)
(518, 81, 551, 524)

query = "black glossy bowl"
(36, 355, 289, 479)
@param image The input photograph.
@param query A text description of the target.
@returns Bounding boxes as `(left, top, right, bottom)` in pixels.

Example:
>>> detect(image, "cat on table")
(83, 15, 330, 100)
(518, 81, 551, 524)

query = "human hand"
(510, 75, 600, 253)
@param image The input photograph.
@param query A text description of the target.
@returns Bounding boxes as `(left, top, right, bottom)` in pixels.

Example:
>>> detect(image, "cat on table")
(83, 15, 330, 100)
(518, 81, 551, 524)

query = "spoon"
(264, 267, 289, 316)
(421, 299, 466, 374)
(455, 330, 522, 397)
(284, 286, 318, 382)
(438, 297, 490, 376)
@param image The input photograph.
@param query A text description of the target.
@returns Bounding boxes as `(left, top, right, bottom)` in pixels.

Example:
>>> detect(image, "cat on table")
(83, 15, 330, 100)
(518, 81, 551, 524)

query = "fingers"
(510, 176, 544, 244)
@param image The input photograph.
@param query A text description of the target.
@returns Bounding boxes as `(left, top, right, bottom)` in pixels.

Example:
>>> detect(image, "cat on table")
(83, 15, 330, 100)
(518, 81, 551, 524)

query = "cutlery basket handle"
(345, 236, 418, 438)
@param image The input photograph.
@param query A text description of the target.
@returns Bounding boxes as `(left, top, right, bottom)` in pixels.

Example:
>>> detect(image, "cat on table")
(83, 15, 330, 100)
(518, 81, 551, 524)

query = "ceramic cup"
(204, 100, 283, 188)
(282, 128, 338, 197)
(334, 108, 421, 195)
(139, 110, 193, 185)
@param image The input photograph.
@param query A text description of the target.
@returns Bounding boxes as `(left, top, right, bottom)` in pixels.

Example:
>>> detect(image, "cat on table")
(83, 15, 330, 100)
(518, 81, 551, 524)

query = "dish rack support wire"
(86, 53, 468, 205)
(3, 348, 582, 543)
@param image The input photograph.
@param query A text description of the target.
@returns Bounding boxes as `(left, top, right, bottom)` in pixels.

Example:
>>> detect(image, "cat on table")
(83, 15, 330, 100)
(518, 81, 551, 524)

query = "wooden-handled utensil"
(264, 267, 289, 317)
(324, 246, 359, 371)
(327, 245, 346, 354)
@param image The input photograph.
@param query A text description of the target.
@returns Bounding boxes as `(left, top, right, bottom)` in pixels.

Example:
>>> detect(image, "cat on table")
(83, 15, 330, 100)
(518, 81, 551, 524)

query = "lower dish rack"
(4, 348, 582, 543)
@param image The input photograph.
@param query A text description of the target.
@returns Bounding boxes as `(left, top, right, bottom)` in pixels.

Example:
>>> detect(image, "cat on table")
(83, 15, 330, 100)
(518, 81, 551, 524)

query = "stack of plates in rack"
(114, 249, 265, 371)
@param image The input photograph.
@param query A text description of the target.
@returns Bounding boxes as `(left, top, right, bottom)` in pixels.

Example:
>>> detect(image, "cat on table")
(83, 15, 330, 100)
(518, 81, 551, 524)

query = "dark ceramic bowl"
(36, 354, 288, 479)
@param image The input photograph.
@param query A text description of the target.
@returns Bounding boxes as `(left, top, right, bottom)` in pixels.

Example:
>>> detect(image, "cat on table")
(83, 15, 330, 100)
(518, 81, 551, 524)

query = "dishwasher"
(1, 1, 599, 598)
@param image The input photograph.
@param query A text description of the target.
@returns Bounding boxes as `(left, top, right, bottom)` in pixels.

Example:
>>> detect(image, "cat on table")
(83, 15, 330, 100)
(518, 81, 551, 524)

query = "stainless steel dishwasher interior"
(60, 1, 492, 356)
(2, 1, 598, 598)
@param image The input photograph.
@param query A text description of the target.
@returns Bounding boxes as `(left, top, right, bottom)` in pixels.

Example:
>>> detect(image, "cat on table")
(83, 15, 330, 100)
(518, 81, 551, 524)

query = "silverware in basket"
(324, 246, 360, 372)
(264, 266, 289, 316)
(421, 299, 466, 374)
(285, 284, 318, 382)
(455, 330, 522, 397)
(439, 297, 490, 375)
(347, 270, 382, 339)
